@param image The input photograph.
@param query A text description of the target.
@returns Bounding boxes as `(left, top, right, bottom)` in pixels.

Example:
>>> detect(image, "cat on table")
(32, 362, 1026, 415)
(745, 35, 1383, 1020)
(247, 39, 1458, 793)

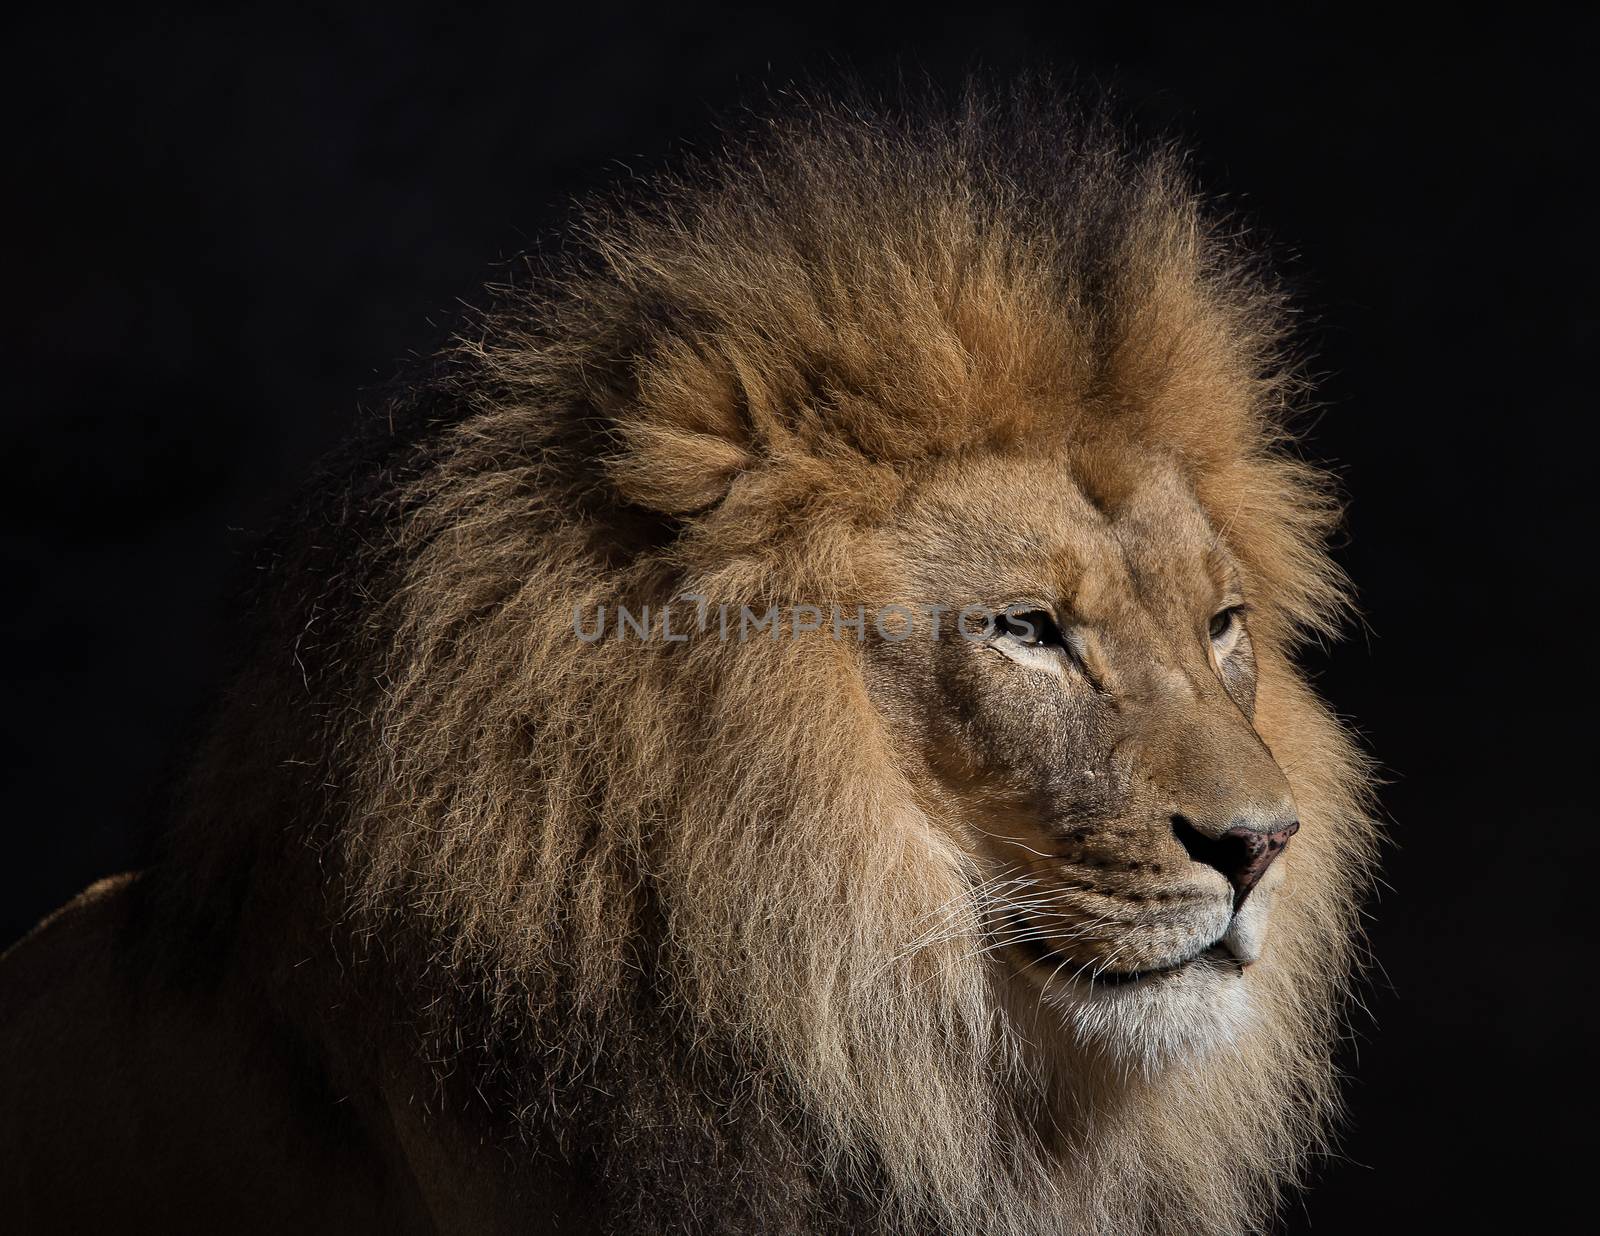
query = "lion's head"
(872, 448, 1311, 1065)
(192, 88, 1376, 1235)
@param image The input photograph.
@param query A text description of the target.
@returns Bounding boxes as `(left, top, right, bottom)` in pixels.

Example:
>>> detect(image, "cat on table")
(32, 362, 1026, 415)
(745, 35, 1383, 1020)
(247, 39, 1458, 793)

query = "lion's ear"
(606, 338, 756, 514)
(609, 422, 753, 514)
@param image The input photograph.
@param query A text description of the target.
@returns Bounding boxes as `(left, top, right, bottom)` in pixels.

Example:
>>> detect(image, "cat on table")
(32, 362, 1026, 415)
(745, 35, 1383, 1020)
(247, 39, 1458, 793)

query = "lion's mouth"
(1001, 914, 1235, 988)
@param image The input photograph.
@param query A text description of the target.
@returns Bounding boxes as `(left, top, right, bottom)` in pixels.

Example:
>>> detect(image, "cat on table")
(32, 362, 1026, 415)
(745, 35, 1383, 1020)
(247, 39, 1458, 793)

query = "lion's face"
(867, 447, 1299, 1066)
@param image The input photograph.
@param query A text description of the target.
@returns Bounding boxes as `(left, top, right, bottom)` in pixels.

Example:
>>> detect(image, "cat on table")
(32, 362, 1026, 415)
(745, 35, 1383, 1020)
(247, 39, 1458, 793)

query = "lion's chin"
(1012, 947, 1256, 1072)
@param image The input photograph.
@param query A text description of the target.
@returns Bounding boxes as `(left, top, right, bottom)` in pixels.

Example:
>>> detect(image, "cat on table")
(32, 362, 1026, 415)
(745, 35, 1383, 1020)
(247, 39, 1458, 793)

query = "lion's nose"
(1171, 815, 1299, 908)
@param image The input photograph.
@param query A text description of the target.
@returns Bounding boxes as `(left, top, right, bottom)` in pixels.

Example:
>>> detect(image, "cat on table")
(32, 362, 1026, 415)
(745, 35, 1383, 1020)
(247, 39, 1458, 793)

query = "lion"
(0, 87, 1377, 1234)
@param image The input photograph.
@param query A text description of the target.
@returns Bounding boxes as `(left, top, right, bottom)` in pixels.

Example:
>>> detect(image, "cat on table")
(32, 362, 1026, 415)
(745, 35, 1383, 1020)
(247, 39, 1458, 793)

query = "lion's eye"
(997, 609, 1064, 649)
(1208, 605, 1247, 650)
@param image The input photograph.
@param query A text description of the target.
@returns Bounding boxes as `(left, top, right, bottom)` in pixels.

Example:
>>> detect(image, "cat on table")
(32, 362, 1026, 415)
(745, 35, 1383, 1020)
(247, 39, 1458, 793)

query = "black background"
(6, 3, 1596, 1230)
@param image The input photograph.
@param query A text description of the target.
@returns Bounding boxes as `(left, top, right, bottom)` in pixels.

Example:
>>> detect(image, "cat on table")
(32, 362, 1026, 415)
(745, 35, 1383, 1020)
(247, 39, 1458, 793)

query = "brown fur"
(0, 86, 1377, 1234)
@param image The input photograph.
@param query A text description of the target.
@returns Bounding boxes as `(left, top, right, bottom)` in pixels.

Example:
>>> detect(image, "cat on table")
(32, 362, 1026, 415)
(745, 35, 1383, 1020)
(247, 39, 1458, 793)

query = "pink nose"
(1172, 816, 1299, 908)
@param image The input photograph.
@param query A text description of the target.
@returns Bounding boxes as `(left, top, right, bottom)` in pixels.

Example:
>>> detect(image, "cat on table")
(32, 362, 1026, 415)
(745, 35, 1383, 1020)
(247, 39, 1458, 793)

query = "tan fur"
(0, 87, 1377, 1235)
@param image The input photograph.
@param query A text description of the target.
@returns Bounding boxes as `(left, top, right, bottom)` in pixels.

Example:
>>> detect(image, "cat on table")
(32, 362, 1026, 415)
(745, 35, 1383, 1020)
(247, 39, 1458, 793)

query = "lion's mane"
(163, 87, 1376, 1235)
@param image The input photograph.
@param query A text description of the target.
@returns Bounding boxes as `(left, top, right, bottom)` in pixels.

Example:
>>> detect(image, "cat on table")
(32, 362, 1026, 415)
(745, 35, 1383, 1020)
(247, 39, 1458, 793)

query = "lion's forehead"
(890, 449, 1227, 623)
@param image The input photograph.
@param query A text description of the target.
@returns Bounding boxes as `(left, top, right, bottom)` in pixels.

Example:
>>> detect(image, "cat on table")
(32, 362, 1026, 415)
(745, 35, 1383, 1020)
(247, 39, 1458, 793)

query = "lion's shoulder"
(0, 874, 445, 1233)
(0, 873, 140, 1042)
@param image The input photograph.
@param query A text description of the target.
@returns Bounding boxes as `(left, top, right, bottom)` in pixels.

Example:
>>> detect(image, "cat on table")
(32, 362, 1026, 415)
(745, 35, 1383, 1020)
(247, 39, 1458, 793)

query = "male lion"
(0, 90, 1377, 1234)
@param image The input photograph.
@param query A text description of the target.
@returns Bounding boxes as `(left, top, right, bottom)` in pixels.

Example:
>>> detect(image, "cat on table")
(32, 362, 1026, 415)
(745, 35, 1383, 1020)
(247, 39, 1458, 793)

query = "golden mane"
(160, 86, 1376, 1235)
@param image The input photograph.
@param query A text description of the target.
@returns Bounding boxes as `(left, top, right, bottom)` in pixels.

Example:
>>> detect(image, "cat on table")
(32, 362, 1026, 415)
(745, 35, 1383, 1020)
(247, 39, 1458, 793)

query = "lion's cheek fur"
(654, 653, 1011, 1220)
